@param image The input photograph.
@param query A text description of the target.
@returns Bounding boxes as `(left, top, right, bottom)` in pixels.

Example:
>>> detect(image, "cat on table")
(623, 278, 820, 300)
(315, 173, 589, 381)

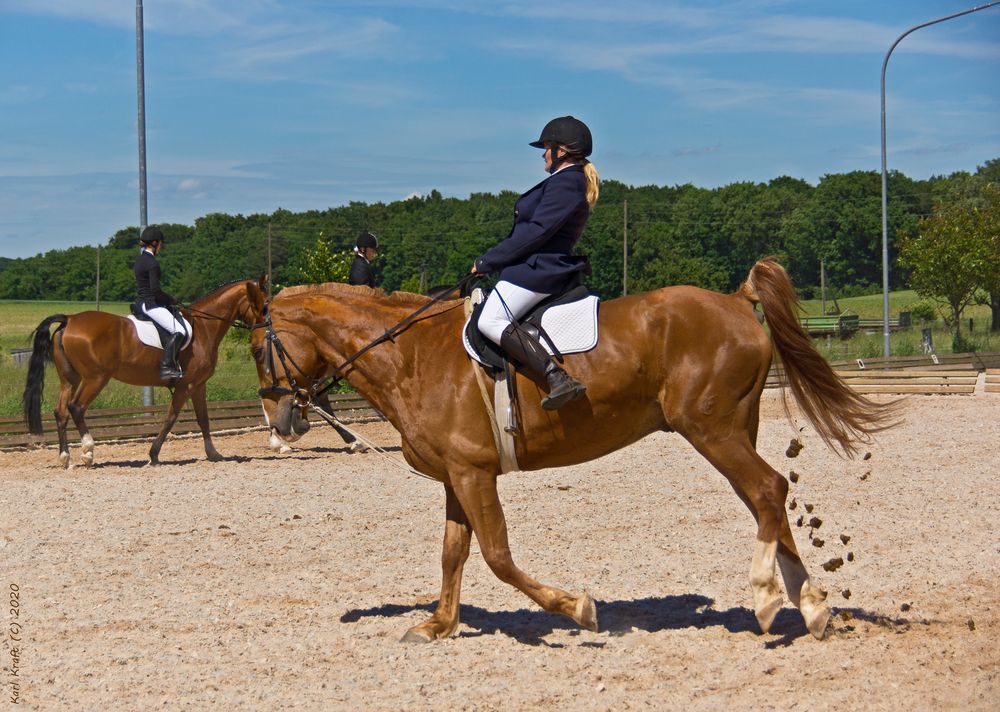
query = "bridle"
(256, 275, 477, 406)
(256, 301, 313, 400)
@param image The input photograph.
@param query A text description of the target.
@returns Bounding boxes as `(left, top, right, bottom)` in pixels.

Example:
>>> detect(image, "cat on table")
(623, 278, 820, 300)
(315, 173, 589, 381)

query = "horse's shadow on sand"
(88, 455, 250, 469)
(341, 595, 916, 647)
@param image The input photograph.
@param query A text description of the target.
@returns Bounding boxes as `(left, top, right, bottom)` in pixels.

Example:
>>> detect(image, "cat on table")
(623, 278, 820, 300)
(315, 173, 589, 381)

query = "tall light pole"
(136, 0, 153, 406)
(880, 1, 1000, 358)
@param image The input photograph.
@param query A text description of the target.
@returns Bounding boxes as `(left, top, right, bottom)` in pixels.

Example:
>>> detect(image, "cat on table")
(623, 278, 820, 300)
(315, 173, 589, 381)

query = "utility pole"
(820, 259, 826, 316)
(622, 199, 628, 297)
(96, 245, 101, 311)
(880, 1, 1000, 358)
(136, 0, 153, 407)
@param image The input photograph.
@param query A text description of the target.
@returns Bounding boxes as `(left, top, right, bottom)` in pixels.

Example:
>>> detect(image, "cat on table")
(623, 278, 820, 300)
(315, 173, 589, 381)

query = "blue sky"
(1, 1, 998, 259)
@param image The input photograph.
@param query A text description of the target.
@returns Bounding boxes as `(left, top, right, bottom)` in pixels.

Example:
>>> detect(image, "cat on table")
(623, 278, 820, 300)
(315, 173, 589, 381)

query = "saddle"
(128, 304, 193, 351)
(463, 284, 600, 370)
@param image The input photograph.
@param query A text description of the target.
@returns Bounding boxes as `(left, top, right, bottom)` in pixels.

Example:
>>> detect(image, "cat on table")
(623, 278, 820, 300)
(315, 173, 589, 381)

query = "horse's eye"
(251, 346, 263, 362)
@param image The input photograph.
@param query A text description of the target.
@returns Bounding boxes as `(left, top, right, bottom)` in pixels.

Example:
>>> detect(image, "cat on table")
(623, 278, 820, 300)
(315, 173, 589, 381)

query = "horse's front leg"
(451, 468, 597, 634)
(269, 427, 293, 454)
(402, 485, 472, 643)
(148, 384, 191, 465)
(190, 383, 223, 461)
(315, 392, 366, 452)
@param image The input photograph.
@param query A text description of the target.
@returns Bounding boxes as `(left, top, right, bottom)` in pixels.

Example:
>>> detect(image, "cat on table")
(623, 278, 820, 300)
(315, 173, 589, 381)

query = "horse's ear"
(246, 274, 268, 319)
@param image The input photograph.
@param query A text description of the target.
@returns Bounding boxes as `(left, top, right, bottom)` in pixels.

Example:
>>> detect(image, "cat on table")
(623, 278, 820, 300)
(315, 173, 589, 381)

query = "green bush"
(907, 300, 937, 323)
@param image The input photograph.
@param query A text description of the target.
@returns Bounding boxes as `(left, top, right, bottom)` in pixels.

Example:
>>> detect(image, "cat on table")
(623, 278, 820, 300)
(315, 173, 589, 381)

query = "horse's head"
(250, 305, 317, 443)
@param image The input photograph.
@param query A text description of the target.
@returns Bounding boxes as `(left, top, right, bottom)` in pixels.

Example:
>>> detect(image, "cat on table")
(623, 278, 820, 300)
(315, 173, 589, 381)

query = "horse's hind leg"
(449, 468, 597, 633)
(776, 520, 830, 639)
(689, 433, 828, 636)
(67, 375, 111, 467)
(53, 375, 79, 468)
(402, 485, 472, 643)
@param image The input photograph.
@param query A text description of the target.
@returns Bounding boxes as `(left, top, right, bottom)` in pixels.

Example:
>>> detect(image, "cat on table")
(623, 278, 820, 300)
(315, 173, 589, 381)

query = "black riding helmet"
(356, 231, 379, 249)
(139, 226, 164, 244)
(529, 116, 593, 158)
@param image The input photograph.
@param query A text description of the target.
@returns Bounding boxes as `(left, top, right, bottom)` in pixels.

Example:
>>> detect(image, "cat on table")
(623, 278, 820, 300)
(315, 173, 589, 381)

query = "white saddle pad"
(463, 295, 600, 366)
(126, 315, 193, 351)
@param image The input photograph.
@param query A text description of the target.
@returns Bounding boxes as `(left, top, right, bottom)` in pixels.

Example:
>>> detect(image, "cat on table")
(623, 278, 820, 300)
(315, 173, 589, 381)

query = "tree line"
(1, 160, 996, 331)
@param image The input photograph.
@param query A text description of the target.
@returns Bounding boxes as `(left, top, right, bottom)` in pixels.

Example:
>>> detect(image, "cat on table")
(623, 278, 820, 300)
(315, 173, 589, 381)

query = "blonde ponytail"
(583, 161, 600, 207)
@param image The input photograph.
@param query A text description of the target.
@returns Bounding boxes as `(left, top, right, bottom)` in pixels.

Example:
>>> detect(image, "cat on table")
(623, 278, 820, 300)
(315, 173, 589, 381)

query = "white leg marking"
(778, 551, 829, 639)
(80, 433, 95, 467)
(750, 540, 783, 634)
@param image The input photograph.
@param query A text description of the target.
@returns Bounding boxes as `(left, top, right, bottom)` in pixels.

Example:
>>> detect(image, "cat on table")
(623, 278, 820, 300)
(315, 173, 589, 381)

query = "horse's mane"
(275, 282, 432, 308)
(193, 277, 256, 304)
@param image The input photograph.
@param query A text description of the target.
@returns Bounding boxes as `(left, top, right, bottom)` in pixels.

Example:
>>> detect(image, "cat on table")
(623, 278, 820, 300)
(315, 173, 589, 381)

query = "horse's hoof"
(81, 453, 94, 467)
(755, 595, 784, 634)
(206, 452, 224, 462)
(279, 444, 293, 454)
(58, 451, 70, 468)
(804, 602, 831, 639)
(574, 593, 598, 632)
(400, 627, 434, 644)
(348, 441, 368, 454)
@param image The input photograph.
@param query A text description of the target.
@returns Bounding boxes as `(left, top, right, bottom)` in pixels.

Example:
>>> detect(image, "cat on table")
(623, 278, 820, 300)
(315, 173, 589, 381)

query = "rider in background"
(134, 226, 186, 380)
(471, 115, 600, 410)
(349, 231, 379, 287)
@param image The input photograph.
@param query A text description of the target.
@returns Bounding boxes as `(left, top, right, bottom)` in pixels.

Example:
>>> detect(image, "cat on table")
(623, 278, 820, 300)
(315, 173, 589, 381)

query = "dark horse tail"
(22, 315, 68, 435)
(742, 258, 898, 456)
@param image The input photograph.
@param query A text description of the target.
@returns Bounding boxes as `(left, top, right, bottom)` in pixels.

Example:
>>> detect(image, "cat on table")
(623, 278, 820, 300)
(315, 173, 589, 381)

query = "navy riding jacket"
(134, 250, 176, 308)
(348, 254, 376, 288)
(474, 164, 590, 293)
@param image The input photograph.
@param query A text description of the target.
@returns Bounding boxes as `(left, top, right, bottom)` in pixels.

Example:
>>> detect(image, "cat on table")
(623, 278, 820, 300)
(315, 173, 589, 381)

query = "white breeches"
(141, 304, 188, 336)
(477, 280, 551, 345)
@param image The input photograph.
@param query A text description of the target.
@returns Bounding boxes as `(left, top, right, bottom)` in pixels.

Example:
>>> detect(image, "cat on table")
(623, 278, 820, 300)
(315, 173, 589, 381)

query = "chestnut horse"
(250, 259, 895, 641)
(22, 277, 268, 467)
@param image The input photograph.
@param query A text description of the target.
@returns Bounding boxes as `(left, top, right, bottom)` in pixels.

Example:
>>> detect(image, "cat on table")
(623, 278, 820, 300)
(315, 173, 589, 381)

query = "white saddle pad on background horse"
(463, 294, 600, 366)
(126, 315, 193, 351)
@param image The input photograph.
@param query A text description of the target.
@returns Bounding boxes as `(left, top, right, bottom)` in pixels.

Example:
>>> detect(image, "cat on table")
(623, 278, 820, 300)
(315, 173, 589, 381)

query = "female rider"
(134, 226, 186, 380)
(472, 115, 600, 410)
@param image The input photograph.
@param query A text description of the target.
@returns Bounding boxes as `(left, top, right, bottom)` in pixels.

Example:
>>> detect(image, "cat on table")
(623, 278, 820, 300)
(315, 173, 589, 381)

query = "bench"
(800, 314, 859, 338)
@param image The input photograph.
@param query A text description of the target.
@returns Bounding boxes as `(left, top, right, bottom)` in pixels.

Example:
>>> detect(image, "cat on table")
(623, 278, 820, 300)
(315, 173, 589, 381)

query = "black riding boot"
(500, 323, 586, 410)
(159, 334, 184, 380)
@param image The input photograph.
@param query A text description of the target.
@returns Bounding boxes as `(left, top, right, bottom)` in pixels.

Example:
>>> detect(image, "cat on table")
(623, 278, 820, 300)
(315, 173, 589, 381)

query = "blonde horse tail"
(743, 257, 898, 456)
(22, 314, 67, 435)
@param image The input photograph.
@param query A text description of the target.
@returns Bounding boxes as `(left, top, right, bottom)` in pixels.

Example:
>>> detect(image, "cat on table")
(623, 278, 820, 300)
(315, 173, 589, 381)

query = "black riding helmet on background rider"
(529, 115, 593, 173)
(139, 225, 164, 245)
(356, 231, 378, 250)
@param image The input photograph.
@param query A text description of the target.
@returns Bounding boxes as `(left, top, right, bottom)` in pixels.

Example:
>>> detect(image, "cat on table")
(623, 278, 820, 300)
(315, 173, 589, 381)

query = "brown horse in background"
(22, 277, 268, 467)
(250, 259, 896, 641)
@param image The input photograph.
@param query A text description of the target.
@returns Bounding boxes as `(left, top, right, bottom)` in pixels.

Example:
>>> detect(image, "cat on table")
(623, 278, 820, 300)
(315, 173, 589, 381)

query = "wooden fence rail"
(4, 352, 998, 450)
(761, 351, 1000, 390)
(0, 393, 377, 449)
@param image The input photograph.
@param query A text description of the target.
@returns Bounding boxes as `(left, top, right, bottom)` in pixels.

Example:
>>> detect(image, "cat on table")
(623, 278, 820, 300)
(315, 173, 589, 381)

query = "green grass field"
(0, 300, 260, 417)
(798, 290, 997, 360)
